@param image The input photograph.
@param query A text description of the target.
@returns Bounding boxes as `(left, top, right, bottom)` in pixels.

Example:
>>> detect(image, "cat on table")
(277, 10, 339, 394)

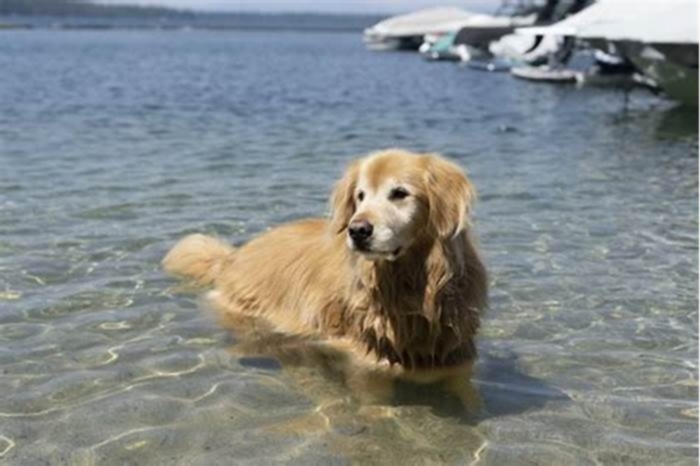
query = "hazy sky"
(97, 0, 500, 14)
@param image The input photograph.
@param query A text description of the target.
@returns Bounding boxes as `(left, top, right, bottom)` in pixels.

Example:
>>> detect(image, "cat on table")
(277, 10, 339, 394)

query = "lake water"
(0, 29, 697, 465)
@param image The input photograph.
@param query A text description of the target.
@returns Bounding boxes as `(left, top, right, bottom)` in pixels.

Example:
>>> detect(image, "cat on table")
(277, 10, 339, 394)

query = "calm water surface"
(0, 29, 697, 465)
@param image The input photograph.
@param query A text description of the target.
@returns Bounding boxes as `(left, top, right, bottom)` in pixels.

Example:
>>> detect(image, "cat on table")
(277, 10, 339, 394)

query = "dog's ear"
(329, 160, 361, 234)
(423, 154, 476, 239)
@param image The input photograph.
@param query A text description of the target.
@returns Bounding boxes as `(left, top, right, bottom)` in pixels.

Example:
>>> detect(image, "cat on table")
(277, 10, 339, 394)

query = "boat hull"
(618, 41, 698, 107)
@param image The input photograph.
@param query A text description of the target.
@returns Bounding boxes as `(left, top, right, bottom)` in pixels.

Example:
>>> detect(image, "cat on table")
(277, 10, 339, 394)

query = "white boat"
(363, 7, 479, 51)
(452, 13, 537, 50)
(516, 0, 699, 105)
(518, 0, 697, 44)
(511, 65, 581, 82)
(364, 7, 537, 52)
(489, 33, 562, 64)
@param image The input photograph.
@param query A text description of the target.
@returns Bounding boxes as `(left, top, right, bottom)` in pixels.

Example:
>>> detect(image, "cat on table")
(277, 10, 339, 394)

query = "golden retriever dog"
(163, 148, 488, 387)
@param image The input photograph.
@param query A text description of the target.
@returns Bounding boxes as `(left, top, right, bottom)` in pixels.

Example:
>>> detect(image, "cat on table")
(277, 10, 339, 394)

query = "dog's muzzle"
(348, 219, 373, 249)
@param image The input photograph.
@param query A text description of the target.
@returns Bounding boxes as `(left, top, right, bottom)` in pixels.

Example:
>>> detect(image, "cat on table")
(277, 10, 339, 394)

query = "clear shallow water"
(0, 29, 697, 465)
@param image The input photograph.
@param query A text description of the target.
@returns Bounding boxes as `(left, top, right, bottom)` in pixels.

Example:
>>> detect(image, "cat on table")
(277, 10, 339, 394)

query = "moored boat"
(363, 7, 478, 51)
(517, 0, 699, 105)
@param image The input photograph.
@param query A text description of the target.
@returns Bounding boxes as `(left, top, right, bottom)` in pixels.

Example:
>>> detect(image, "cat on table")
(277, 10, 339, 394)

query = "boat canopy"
(365, 7, 478, 38)
(365, 7, 536, 39)
(516, 0, 698, 44)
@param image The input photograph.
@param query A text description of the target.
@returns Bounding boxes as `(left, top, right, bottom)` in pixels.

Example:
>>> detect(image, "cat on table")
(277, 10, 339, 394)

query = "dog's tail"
(162, 234, 235, 286)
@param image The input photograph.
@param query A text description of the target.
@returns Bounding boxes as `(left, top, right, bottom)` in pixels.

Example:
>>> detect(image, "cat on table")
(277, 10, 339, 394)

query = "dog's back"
(164, 220, 353, 336)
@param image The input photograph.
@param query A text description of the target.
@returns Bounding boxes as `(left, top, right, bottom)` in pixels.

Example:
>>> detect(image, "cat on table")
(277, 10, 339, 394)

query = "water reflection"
(214, 311, 488, 462)
(612, 101, 699, 141)
(656, 104, 699, 139)
(219, 312, 477, 411)
(216, 310, 569, 425)
(475, 351, 571, 418)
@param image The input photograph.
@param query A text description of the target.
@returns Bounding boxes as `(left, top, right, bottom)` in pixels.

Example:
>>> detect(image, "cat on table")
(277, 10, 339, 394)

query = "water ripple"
(0, 28, 696, 465)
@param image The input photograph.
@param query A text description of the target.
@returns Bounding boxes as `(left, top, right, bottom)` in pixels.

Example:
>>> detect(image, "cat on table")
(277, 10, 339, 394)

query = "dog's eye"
(357, 191, 365, 202)
(389, 187, 410, 201)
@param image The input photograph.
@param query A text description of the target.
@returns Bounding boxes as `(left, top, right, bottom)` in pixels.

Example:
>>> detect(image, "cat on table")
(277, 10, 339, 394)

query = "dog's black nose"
(348, 220, 373, 244)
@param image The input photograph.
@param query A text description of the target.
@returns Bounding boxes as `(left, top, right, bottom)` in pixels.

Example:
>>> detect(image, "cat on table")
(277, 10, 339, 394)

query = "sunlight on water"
(0, 29, 697, 465)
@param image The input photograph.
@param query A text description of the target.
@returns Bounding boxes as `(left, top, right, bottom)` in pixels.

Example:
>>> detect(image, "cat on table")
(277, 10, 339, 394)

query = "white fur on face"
(347, 165, 422, 261)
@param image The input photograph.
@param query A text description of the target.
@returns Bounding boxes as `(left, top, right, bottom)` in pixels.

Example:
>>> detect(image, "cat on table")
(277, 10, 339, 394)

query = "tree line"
(0, 0, 191, 17)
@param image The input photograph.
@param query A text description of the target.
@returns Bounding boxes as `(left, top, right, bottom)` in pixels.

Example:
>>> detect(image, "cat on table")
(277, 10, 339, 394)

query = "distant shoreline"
(0, 13, 383, 33)
(0, 24, 369, 33)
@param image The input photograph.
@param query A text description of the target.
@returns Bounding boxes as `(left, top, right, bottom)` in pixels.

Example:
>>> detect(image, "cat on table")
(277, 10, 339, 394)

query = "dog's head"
(330, 149, 476, 261)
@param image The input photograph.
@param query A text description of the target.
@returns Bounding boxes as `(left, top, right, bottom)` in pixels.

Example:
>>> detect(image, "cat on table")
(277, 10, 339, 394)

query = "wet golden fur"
(163, 149, 488, 380)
